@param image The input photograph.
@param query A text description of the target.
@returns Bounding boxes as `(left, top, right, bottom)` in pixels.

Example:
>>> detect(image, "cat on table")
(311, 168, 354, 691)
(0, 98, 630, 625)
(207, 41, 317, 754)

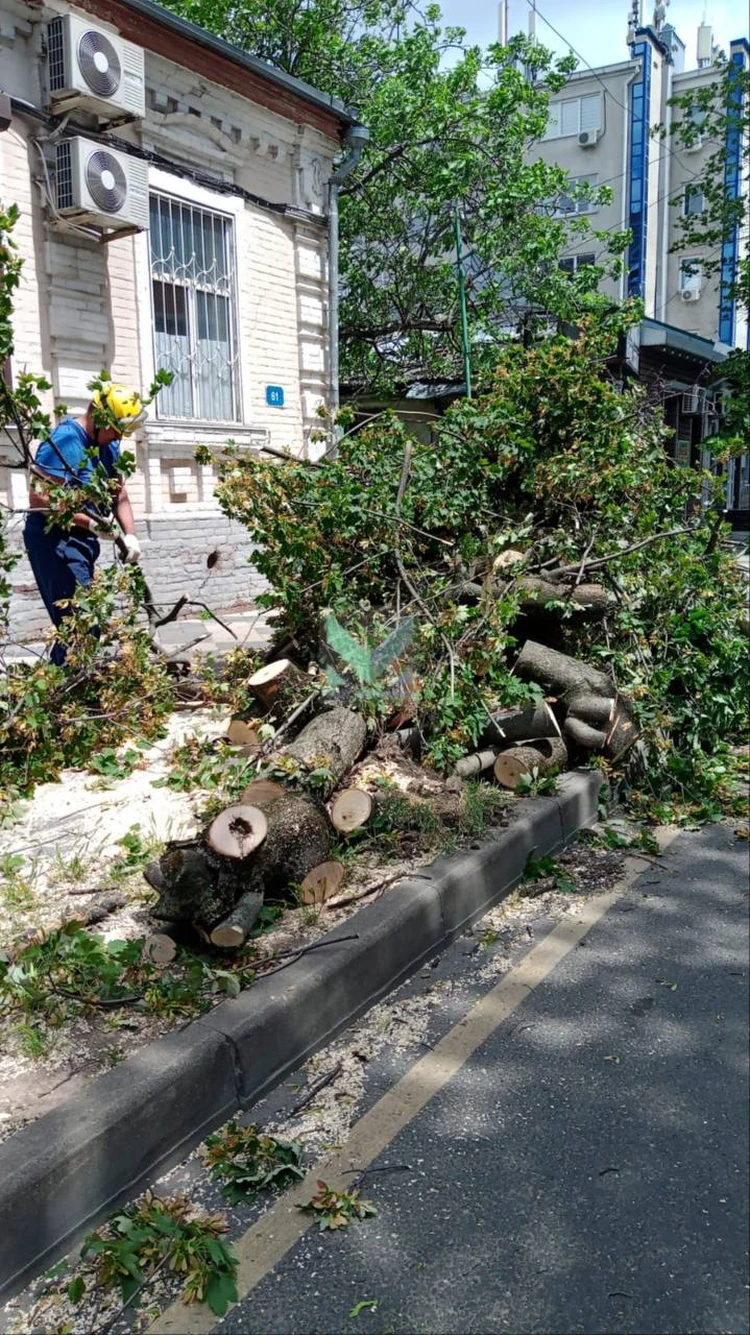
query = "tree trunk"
(564, 692, 616, 729)
(248, 659, 308, 713)
(515, 640, 613, 697)
(482, 700, 560, 746)
(272, 706, 366, 800)
(563, 716, 607, 750)
(493, 737, 568, 790)
(210, 891, 265, 948)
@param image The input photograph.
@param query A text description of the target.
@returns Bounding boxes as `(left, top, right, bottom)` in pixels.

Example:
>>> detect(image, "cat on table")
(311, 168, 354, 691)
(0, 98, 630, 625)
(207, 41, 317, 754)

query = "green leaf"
(349, 1299, 379, 1318)
(324, 614, 373, 685)
(67, 1275, 86, 1304)
(205, 1269, 238, 1317)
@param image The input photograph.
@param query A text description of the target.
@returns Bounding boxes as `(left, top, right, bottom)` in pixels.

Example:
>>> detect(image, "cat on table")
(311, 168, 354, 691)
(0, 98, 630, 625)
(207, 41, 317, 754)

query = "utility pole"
(453, 204, 472, 399)
(498, 0, 509, 43)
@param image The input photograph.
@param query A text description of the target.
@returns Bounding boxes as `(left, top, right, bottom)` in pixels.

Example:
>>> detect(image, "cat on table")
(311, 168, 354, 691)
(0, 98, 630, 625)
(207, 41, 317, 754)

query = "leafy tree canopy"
(164, 0, 628, 389)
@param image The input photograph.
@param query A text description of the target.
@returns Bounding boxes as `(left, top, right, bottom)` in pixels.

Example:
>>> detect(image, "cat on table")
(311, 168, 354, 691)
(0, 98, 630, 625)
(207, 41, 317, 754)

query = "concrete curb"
(0, 770, 603, 1299)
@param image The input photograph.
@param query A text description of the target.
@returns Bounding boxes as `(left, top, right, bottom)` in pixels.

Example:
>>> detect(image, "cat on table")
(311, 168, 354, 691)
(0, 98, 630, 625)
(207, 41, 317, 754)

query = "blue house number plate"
(266, 385, 284, 407)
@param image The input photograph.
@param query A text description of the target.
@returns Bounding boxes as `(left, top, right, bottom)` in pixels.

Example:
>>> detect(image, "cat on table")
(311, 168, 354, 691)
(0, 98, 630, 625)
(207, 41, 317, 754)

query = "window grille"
(149, 194, 239, 421)
(47, 17, 66, 92)
(55, 142, 73, 210)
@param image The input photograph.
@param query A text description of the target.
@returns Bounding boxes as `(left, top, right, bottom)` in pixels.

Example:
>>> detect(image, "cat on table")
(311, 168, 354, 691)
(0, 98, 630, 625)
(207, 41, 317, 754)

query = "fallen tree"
(196, 314, 748, 826)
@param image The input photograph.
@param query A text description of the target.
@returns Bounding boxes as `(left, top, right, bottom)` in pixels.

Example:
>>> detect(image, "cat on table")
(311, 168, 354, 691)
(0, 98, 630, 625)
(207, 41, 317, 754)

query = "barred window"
(149, 194, 240, 421)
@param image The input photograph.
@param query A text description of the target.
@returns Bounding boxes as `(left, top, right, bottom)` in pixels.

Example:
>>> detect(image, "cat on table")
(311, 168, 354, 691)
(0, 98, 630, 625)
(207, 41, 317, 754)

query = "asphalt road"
(202, 824, 749, 1335)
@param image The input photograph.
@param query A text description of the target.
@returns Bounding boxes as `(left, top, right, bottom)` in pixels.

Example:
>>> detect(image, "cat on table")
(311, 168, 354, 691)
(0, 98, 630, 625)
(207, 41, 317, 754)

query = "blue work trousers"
(23, 512, 101, 666)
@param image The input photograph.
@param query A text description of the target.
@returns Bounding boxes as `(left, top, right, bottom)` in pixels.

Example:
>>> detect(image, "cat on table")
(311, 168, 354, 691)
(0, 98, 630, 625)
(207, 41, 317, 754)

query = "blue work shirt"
(34, 418, 122, 490)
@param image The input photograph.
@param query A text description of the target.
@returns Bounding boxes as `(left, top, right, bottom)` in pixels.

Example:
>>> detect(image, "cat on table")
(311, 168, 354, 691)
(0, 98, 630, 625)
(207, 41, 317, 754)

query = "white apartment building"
(533, 19, 749, 347)
(0, 0, 361, 640)
(529, 15, 749, 521)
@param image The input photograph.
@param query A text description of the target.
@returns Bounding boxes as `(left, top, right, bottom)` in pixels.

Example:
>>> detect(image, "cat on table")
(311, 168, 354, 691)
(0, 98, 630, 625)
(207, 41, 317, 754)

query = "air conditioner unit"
(46, 14, 145, 120)
(578, 129, 601, 148)
(54, 138, 149, 233)
(681, 387, 704, 415)
(680, 288, 700, 302)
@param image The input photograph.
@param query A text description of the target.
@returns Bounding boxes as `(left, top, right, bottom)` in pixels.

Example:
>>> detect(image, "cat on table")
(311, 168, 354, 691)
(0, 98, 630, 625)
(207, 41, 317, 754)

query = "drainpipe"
(328, 123, 370, 430)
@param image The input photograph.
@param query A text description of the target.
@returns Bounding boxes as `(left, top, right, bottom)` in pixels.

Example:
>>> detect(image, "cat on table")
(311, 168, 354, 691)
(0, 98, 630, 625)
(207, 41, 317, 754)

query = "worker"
(23, 383, 147, 665)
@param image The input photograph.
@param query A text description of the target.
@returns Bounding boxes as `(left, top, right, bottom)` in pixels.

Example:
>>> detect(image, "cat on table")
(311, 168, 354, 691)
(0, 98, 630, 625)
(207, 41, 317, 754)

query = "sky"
(435, 0, 742, 72)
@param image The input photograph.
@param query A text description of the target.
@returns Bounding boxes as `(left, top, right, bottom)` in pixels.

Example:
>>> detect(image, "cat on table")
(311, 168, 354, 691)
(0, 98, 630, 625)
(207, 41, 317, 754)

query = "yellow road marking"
(152, 845, 672, 1334)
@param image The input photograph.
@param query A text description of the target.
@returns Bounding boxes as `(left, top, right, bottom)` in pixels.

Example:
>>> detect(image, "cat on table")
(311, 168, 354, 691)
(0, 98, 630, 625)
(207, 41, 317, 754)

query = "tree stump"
(149, 793, 331, 940)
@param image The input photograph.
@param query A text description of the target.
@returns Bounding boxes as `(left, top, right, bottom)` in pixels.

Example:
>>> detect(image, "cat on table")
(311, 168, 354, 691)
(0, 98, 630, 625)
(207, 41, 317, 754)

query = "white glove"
(120, 533, 142, 565)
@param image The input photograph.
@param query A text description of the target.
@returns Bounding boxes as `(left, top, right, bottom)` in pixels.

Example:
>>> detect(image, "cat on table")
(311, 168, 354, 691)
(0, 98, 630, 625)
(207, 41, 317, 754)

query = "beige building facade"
(0, 0, 358, 640)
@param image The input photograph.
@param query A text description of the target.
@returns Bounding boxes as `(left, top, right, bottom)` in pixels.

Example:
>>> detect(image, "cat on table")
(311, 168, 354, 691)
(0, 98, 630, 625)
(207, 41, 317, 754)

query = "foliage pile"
(207, 313, 748, 818)
(0, 923, 256, 1032)
(203, 1122, 304, 1203)
(299, 1180, 377, 1231)
(67, 1192, 238, 1317)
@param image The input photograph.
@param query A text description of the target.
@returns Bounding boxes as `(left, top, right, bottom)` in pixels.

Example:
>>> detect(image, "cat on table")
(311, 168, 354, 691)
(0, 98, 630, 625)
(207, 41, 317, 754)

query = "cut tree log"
(330, 787, 373, 833)
(483, 700, 560, 746)
(563, 716, 608, 750)
(234, 792, 332, 899)
(565, 692, 616, 729)
(142, 931, 178, 965)
(210, 890, 265, 947)
(272, 706, 366, 800)
(454, 747, 500, 779)
(299, 860, 346, 905)
(239, 779, 287, 808)
(493, 737, 568, 790)
(150, 792, 332, 937)
(226, 718, 260, 749)
(515, 640, 613, 697)
(207, 804, 267, 860)
(248, 659, 308, 712)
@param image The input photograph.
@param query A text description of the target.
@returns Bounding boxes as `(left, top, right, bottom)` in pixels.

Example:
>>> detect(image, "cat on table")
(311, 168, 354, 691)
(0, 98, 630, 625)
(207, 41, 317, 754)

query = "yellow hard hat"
(92, 383, 147, 436)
